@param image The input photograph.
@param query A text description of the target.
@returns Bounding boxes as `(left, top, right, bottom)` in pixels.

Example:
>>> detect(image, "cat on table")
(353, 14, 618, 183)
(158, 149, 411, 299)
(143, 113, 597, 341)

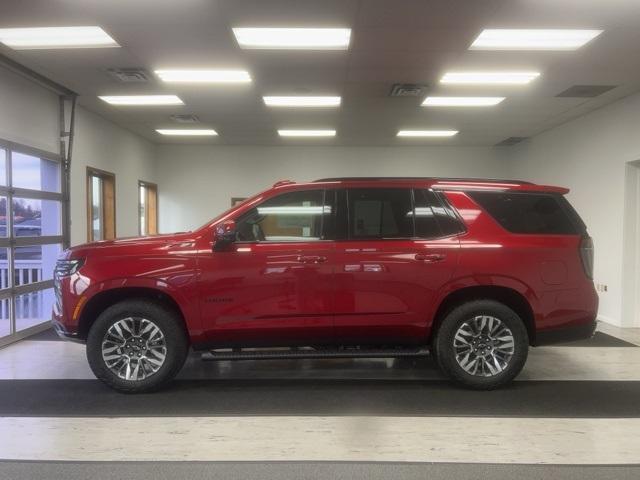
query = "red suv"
(53, 178, 597, 392)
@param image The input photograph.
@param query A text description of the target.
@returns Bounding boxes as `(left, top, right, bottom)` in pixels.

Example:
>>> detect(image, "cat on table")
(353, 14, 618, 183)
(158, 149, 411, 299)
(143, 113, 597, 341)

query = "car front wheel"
(86, 300, 188, 393)
(434, 299, 529, 390)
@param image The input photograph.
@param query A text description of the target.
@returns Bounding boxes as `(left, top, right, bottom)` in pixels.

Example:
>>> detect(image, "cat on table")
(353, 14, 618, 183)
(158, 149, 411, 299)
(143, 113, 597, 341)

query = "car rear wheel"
(86, 300, 188, 393)
(434, 300, 529, 390)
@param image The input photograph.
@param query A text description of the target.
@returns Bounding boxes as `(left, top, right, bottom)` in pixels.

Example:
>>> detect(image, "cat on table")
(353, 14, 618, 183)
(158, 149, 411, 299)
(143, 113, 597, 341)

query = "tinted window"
(412, 189, 441, 238)
(470, 192, 580, 234)
(432, 191, 466, 236)
(413, 189, 465, 238)
(348, 188, 413, 239)
(236, 190, 329, 242)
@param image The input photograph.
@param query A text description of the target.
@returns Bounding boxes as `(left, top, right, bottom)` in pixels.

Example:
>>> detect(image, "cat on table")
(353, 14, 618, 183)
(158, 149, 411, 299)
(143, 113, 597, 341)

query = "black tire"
(86, 300, 189, 393)
(434, 299, 529, 390)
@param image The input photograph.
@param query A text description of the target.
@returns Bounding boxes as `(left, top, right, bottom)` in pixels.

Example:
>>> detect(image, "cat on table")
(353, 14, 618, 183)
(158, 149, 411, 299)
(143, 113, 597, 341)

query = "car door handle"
(415, 253, 446, 263)
(297, 255, 327, 264)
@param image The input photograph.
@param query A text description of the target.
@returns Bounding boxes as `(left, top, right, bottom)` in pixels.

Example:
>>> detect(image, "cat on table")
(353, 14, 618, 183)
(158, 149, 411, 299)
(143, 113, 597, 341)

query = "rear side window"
(412, 189, 465, 238)
(469, 191, 582, 235)
(348, 188, 413, 238)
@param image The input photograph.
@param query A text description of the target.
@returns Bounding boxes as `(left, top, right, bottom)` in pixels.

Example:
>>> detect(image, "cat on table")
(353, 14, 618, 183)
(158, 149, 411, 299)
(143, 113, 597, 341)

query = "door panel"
(198, 188, 336, 347)
(331, 187, 461, 345)
(198, 242, 335, 347)
(333, 238, 459, 344)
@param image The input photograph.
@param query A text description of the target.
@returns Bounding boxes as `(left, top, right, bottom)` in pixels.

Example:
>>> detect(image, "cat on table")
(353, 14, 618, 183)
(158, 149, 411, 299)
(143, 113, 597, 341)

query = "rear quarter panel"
(439, 190, 598, 334)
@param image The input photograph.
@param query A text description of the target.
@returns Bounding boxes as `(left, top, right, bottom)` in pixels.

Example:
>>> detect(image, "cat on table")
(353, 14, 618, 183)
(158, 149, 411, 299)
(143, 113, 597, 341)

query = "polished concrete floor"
(0, 322, 639, 478)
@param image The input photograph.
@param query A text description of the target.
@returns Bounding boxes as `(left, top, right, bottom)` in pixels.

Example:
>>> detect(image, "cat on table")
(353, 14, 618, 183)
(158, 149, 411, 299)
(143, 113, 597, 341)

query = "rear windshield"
(469, 191, 585, 235)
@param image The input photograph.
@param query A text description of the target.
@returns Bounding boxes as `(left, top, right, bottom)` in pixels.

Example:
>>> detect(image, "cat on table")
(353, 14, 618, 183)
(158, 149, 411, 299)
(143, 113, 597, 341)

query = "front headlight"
(54, 258, 85, 277)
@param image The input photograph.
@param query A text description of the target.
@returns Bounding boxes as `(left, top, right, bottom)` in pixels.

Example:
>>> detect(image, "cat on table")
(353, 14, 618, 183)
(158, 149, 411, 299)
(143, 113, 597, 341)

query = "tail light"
(579, 236, 594, 279)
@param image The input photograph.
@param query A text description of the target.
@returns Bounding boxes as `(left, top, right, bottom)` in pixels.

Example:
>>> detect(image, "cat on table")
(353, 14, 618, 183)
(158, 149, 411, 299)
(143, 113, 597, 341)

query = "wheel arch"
(77, 287, 189, 341)
(430, 285, 536, 345)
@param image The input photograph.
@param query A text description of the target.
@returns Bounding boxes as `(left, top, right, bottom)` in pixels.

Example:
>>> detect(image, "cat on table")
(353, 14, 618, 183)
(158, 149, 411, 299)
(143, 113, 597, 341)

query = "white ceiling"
(1, 0, 640, 146)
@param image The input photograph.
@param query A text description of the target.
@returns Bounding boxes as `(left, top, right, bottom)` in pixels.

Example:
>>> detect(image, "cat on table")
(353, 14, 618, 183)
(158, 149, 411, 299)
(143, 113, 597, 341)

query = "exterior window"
(412, 189, 441, 239)
(139, 181, 158, 236)
(0, 141, 65, 343)
(348, 188, 413, 239)
(415, 189, 466, 237)
(469, 191, 581, 235)
(236, 190, 328, 242)
(87, 167, 115, 241)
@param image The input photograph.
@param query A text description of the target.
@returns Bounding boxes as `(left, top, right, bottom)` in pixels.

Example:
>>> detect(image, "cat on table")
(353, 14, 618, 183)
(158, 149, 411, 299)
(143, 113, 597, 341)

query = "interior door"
(198, 189, 336, 347)
(332, 188, 460, 345)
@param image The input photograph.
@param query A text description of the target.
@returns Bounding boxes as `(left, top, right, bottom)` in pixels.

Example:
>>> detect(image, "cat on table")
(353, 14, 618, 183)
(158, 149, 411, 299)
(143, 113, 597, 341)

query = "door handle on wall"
(297, 255, 327, 264)
(415, 253, 446, 263)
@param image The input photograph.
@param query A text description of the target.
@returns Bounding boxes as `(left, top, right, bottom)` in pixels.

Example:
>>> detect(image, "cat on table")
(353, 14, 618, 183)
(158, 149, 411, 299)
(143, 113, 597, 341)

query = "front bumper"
(534, 319, 597, 346)
(52, 322, 84, 343)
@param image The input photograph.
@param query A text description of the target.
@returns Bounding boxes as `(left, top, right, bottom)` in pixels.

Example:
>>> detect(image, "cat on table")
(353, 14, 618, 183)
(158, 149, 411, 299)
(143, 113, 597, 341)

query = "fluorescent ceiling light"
(0, 26, 118, 49)
(422, 96, 505, 107)
(156, 129, 218, 136)
(233, 28, 351, 50)
(397, 130, 458, 137)
(278, 130, 336, 137)
(471, 29, 603, 51)
(264, 96, 341, 107)
(99, 95, 184, 106)
(155, 69, 251, 83)
(441, 72, 540, 85)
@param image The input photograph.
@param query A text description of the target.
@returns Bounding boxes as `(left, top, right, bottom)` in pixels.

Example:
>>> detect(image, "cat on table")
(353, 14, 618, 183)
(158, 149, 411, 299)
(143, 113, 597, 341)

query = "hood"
(62, 231, 194, 259)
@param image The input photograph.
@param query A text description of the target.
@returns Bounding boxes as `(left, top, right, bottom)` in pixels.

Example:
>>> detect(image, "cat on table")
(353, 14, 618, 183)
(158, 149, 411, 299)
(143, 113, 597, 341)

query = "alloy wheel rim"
(101, 317, 167, 381)
(453, 315, 515, 377)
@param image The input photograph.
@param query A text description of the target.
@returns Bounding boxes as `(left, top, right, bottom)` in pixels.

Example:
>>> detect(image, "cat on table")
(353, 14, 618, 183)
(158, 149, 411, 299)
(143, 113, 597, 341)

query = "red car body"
(53, 178, 598, 349)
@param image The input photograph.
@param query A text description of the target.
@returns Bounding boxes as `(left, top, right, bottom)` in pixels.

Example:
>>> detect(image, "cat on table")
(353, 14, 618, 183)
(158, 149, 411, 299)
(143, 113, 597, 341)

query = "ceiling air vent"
(106, 68, 151, 83)
(389, 83, 427, 97)
(556, 85, 617, 98)
(495, 136, 528, 147)
(170, 114, 200, 124)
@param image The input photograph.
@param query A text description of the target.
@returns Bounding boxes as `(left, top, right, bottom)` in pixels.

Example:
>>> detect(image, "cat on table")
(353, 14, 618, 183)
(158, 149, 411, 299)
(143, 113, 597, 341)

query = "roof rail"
(272, 179, 296, 187)
(313, 177, 532, 184)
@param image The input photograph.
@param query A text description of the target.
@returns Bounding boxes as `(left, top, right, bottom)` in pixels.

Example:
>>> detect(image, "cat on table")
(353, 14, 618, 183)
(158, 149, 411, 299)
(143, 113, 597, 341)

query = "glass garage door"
(0, 141, 64, 345)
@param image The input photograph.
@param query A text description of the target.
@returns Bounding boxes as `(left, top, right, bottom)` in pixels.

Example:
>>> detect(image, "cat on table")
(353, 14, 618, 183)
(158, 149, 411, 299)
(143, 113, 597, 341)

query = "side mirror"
(213, 220, 237, 251)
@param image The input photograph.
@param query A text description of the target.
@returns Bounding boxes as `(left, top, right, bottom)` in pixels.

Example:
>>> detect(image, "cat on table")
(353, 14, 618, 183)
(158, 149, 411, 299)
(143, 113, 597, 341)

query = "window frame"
(234, 188, 333, 244)
(0, 137, 66, 347)
(86, 167, 116, 242)
(138, 180, 158, 236)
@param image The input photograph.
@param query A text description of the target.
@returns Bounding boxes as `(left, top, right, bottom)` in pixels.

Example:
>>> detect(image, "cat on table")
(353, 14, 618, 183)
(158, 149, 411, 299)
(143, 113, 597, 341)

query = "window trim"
(86, 166, 116, 242)
(138, 180, 159, 236)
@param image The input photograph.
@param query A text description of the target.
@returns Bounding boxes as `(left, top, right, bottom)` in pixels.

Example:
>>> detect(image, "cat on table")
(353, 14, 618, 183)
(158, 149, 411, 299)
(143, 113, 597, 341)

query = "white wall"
(69, 107, 157, 245)
(156, 145, 507, 233)
(509, 91, 640, 327)
(0, 66, 59, 153)
(0, 64, 158, 247)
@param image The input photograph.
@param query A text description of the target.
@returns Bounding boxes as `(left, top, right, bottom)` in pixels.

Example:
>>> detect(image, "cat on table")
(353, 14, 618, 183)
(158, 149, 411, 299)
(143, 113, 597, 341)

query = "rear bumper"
(534, 319, 597, 346)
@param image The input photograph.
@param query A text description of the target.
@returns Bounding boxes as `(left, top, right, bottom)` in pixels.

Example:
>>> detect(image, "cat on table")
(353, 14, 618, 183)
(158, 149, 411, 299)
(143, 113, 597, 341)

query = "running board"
(201, 347, 430, 361)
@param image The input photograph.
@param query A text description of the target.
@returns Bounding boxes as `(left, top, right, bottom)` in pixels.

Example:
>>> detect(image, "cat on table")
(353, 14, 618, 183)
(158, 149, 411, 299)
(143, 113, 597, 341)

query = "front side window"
(348, 188, 413, 239)
(236, 190, 329, 242)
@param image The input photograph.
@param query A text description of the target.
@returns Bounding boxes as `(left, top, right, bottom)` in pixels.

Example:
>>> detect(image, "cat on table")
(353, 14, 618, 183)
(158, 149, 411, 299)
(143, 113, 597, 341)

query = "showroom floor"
(0, 323, 639, 479)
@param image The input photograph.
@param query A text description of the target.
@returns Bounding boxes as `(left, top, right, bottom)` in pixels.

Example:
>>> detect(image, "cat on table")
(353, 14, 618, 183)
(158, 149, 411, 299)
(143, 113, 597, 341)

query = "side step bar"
(202, 347, 430, 361)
